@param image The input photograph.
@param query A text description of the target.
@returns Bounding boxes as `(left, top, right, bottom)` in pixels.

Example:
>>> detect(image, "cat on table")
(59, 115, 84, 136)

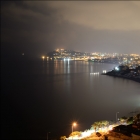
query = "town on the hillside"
(45, 49, 140, 66)
(43, 49, 140, 83)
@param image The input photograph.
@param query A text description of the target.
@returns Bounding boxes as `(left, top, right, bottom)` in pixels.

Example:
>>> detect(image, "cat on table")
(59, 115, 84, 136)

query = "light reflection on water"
(43, 60, 117, 75)
(2, 58, 140, 138)
(40, 60, 140, 120)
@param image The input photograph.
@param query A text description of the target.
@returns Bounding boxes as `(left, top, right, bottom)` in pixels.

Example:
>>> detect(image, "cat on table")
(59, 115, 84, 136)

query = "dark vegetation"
(104, 65, 140, 83)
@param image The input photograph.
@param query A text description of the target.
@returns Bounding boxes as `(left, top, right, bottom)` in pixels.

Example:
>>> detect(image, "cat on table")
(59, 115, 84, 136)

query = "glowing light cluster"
(42, 56, 45, 59)
(66, 130, 95, 140)
(103, 70, 106, 73)
(90, 72, 99, 75)
(67, 135, 80, 140)
(81, 130, 95, 138)
(66, 125, 115, 140)
(108, 125, 113, 131)
(115, 67, 119, 71)
(64, 58, 70, 61)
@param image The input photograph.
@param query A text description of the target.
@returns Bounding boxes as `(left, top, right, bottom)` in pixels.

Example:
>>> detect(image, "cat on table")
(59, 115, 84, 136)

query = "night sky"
(1, 1, 140, 59)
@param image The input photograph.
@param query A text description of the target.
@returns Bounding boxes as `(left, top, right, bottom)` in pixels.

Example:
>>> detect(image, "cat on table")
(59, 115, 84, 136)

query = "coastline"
(102, 73, 140, 83)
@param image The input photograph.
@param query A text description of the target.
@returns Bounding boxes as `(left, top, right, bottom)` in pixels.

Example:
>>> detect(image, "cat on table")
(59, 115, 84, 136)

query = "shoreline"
(102, 73, 140, 83)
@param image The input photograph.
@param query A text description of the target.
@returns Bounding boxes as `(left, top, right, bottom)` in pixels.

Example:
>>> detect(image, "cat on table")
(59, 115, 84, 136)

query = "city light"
(42, 56, 45, 59)
(103, 70, 106, 73)
(115, 67, 119, 71)
(67, 124, 116, 140)
(90, 72, 99, 75)
(46, 49, 140, 65)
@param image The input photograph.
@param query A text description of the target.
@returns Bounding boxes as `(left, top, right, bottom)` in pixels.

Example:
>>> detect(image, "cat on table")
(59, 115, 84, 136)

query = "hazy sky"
(1, 1, 140, 57)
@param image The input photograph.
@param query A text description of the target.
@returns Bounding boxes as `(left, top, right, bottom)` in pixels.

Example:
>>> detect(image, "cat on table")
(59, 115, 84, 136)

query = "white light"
(67, 130, 95, 140)
(115, 67, 119, 71)
(103, 70, 106, 73)
(109, 125, 113, 130)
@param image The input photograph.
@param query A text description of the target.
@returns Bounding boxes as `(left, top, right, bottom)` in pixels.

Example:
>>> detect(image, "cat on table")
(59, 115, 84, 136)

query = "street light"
(116, 112, 119, 122)
(72, 122, 77, 133)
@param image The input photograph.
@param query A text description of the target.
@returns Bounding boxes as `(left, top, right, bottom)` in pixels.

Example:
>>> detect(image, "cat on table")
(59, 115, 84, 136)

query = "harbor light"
(103, 70, 106, 73)
(115, 67, 119, 71)
(42, 56, 45, 59)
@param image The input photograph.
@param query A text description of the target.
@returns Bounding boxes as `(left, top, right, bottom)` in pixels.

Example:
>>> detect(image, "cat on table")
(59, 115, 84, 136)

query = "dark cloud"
(1, 1, 140, 59)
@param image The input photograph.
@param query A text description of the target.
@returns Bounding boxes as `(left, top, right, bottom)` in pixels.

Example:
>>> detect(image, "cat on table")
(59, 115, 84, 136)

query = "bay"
(1, 58, 140, 139)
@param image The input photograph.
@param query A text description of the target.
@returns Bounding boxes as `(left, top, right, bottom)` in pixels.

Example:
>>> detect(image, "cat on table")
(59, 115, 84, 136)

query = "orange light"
(73, 122, 77, 126)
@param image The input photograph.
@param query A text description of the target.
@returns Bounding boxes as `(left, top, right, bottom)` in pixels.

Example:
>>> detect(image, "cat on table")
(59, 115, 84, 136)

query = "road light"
(72, 122, 77, 133)
(116, 112, 119, 122)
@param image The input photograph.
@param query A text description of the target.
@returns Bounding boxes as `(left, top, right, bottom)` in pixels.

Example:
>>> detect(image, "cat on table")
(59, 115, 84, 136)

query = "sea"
(1, 57, 140, 139)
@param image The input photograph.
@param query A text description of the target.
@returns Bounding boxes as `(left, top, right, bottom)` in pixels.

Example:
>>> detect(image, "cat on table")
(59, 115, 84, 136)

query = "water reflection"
(3, 58, 140, 140)
(41, 60, 140, 119)
(64, 60, 67, 74)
